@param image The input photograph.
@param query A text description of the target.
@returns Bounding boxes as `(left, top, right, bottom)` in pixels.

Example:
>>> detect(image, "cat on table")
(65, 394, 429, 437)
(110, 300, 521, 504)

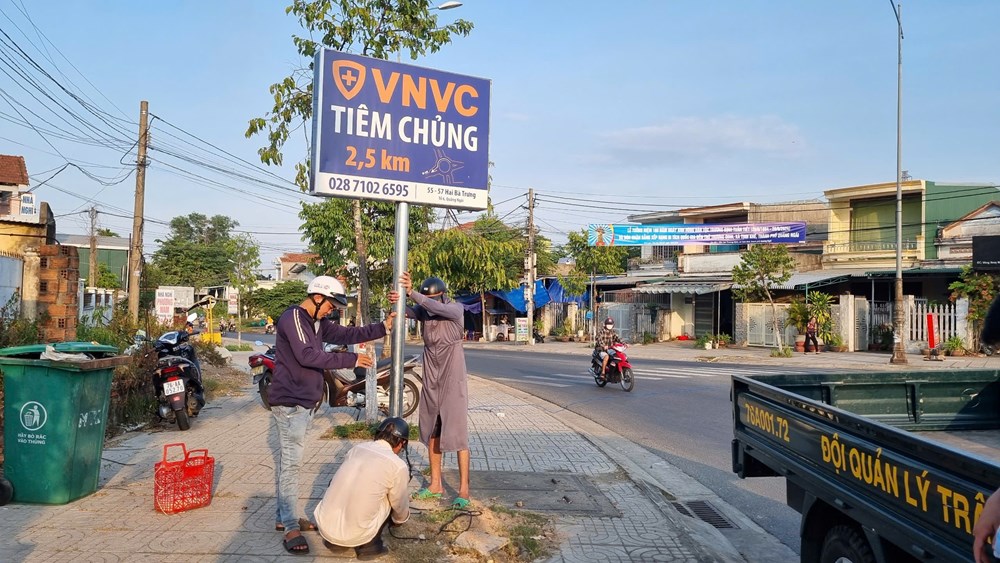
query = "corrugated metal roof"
(633, 281, 732, 295)
(770, 269, 871, 290)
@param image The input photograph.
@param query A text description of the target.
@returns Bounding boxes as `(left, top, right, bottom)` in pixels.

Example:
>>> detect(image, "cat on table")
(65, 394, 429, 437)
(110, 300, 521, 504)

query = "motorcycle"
(249, 341, 422, 417)
(149, 314, 206, 430)
(590, 341, 635, 392)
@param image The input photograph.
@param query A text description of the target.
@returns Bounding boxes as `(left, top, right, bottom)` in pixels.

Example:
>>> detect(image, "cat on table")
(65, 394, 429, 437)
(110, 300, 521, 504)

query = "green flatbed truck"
(732, 370, 1000, 562)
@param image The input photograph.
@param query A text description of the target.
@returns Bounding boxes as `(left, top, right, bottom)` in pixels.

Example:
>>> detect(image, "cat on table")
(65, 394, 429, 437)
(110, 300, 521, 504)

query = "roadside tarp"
(546, 278, 587, 307)
(454, 294, 482, 314)
(490, 280, 551, 313)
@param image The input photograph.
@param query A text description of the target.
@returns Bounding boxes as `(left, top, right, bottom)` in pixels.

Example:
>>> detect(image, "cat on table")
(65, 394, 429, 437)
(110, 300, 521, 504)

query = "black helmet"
(375, 417, 409, 447)
(420, 276, 447, 296)
(604, 317, 615, 328)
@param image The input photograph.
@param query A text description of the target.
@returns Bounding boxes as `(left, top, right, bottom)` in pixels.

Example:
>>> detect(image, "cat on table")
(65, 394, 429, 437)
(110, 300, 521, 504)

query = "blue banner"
(310, 50, 491, 210)
(588, 222, 807, 246)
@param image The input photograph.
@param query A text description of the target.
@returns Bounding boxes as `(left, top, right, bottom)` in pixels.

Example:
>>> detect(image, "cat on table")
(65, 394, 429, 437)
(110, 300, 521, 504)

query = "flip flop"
(412, 488, 443, 500)
(451, 497, 470, 510)
(275, 518, 317, 532)
(282, 533, 310, 554)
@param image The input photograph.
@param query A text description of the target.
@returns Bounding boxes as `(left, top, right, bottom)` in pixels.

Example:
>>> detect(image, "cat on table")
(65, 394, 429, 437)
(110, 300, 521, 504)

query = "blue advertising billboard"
(588, 222, 807, 246)
(310, 49, 491, 210)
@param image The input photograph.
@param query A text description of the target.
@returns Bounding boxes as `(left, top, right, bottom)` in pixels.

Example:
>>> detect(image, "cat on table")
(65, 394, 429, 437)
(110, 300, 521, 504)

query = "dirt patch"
(202, 363, 251, 400)
(382, 502, 558, 562)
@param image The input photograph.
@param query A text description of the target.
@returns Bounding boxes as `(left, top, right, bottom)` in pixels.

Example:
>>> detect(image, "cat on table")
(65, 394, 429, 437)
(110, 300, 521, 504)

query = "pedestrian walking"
(805, 316, 820, 354)
(389, 271, 471, 509)
(269, 275, 395, 555)
(314, 417, 411, 560)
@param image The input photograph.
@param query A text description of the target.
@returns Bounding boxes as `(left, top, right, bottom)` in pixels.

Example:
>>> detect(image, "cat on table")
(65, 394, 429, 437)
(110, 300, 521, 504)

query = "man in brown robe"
(389, 272, 470, 507)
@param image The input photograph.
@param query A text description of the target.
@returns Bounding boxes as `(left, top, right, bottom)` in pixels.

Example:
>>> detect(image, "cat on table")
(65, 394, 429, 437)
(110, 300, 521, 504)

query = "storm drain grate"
(671, 500, 737, 529)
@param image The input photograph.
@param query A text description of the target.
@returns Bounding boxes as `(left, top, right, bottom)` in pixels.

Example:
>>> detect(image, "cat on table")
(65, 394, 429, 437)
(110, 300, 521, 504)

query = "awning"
(632, 281, 732, 295)
(770, 269, 870, 291)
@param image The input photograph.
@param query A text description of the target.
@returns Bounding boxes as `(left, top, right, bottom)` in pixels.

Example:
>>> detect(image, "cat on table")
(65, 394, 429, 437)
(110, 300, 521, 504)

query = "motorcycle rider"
(596, 317, 620, 378)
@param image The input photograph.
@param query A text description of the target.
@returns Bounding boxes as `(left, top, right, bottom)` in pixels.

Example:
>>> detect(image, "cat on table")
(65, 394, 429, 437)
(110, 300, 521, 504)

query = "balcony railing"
(825, 240, 918, 253)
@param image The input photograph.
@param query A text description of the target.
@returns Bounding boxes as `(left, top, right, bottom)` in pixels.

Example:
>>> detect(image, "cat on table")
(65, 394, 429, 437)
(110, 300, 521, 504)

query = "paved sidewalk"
(4, 340, 995, 562)
(0, 352, 761, 562)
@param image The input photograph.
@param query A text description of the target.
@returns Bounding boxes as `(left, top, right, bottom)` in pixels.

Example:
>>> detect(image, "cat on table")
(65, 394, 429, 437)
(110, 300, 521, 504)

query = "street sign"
(973, 235, 1000, 271)
(155, 289, 174, 324)
(515, 317, 529, 342)
(227, 291, 238, 315)
(310, 49, 491, 210)
(587, 222, 807, 246)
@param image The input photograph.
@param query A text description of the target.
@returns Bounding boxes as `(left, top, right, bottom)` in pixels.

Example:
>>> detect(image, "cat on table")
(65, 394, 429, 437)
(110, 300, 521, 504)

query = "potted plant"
(945, 335, 966, 356)
(785, 299, 810, 353)
(827, 333, 847, 352)
(715, 333, 732, 348)
(695, 333, 714, 350)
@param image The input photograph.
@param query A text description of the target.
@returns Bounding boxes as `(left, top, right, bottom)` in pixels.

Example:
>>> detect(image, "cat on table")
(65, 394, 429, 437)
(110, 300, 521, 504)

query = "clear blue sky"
(2, 1, 998, 270)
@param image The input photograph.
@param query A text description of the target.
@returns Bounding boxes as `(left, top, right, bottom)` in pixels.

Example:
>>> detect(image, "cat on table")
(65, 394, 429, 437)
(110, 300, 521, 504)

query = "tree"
(563, 229, 630, 276)
(949, 265, 1000, 349)
(409, 224, 522, 336)
(732, 244, 795, 352)
(152, 214, 239, 288)
(96, 228, 119, 237)
(246, 0, 473, 325)
(227, 234, 262, 331)
(94, 263, 122, 289)
(247, 280, 309, 321)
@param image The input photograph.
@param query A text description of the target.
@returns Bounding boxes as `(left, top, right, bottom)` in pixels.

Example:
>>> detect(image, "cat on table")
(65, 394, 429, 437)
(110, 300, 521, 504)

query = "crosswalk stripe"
(493, 376, 570, 388)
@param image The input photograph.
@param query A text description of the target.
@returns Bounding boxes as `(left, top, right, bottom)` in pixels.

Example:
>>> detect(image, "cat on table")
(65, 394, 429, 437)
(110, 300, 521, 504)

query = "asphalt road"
(461, 346, 826, 554)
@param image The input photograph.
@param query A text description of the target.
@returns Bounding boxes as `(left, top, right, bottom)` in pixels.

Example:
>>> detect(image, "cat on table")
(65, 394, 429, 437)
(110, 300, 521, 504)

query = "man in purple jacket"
(271, 275, 395, 555)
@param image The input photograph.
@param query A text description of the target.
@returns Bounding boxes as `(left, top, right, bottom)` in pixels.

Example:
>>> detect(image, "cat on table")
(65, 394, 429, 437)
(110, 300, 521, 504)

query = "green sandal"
(451, 497, 470, 510)
(412, 488, 443, 500)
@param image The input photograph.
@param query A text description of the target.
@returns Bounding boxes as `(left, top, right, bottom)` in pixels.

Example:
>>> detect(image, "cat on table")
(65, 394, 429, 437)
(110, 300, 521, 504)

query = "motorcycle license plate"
(163, 378, 185, 395)
(251, 365, 264, 376)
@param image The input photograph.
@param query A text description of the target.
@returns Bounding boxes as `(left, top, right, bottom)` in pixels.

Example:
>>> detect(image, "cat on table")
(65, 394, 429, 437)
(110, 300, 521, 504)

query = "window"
(39, 281, 48, 293)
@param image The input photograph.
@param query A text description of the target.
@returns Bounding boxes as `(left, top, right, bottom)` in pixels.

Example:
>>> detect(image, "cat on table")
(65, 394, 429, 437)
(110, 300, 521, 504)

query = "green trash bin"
(0, 342, 126, 504)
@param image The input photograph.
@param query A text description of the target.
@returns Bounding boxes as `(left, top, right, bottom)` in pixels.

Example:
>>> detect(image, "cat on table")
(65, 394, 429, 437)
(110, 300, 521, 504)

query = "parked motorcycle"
(590, 341, 635, 392)
(250, 341, 422, 417)
(149, 314, 206, 430)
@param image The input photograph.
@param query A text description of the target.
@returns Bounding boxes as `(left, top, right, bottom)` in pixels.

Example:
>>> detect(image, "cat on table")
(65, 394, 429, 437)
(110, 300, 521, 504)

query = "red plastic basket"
(153, 443, 215, 514)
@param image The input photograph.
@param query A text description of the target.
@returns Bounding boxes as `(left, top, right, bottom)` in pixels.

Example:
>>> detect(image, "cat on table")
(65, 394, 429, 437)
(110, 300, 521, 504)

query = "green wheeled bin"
(0, 342, 126, 504)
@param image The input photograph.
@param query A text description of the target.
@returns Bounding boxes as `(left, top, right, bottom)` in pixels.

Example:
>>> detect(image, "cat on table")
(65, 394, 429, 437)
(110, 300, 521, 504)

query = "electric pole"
(88, 206, 97, 289)
(526, 188, 536, 346)
(128, 100, 149, 322)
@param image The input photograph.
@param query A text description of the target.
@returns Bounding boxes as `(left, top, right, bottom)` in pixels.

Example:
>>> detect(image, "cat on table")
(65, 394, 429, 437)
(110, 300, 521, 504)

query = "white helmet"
(307, 276, 348, 307)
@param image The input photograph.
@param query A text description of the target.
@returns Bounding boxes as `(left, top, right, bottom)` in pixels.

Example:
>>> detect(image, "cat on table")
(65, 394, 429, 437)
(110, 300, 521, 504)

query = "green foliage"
(247, 280, 309, 321)
(558, 270, 588, 298)
(827, 333, 844, 348)
(0, 292, 42, 348)
(945, 335, 965, 352)
(733, 245, 795, 350)
(228, 233, 262, 320)
(715, 333, 732, 345)
(731, 245, 794, 303)
(770, 346, 793, 358)
(91, 262, 122, 289)
(563, 229, 629, 276)
(409, 223, 522, 295)
(225, 343, 254, 352)
(807, 291, 834, 342)
(192, 339, 227, 368)
(96, 227, 119, 237)
(642, 331, 655, 345)
(151, 213, 241, 288)
(695, 333, 714, 348)
(322, 421, 420, 440)
(784, 299, 810, 333)
(949, 265, 1000, 347)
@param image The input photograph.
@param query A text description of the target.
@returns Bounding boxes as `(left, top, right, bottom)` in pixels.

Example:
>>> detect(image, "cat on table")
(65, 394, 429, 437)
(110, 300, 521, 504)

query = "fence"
(909, 300, 963, 347)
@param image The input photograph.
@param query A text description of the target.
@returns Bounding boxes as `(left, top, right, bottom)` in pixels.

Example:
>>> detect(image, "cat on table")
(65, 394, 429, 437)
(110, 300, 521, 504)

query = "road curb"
(471, 374, 796, 562)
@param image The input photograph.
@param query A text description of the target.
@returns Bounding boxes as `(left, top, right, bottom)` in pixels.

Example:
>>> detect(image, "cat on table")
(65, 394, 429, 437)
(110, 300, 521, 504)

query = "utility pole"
(890, 2, 907, 364)
(128, 100, 149, 322)
(88, 206, 97, 289)
(526, 188, 536, 346)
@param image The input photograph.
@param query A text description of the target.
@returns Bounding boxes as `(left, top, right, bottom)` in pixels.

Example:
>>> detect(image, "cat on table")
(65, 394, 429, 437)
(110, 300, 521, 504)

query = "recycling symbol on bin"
(20, 401, 47, 431)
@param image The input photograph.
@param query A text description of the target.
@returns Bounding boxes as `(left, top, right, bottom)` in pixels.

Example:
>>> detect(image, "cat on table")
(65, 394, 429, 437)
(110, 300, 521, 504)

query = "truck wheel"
(820, 525, 875, 563)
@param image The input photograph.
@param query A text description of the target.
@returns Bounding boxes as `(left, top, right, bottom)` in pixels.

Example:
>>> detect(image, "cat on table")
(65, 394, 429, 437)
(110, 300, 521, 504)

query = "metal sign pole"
(389, 201, 409, 417)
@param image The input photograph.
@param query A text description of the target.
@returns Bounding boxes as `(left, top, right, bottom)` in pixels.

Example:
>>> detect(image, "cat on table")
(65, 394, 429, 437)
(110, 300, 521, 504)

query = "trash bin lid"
(0, 341, 120, 359)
